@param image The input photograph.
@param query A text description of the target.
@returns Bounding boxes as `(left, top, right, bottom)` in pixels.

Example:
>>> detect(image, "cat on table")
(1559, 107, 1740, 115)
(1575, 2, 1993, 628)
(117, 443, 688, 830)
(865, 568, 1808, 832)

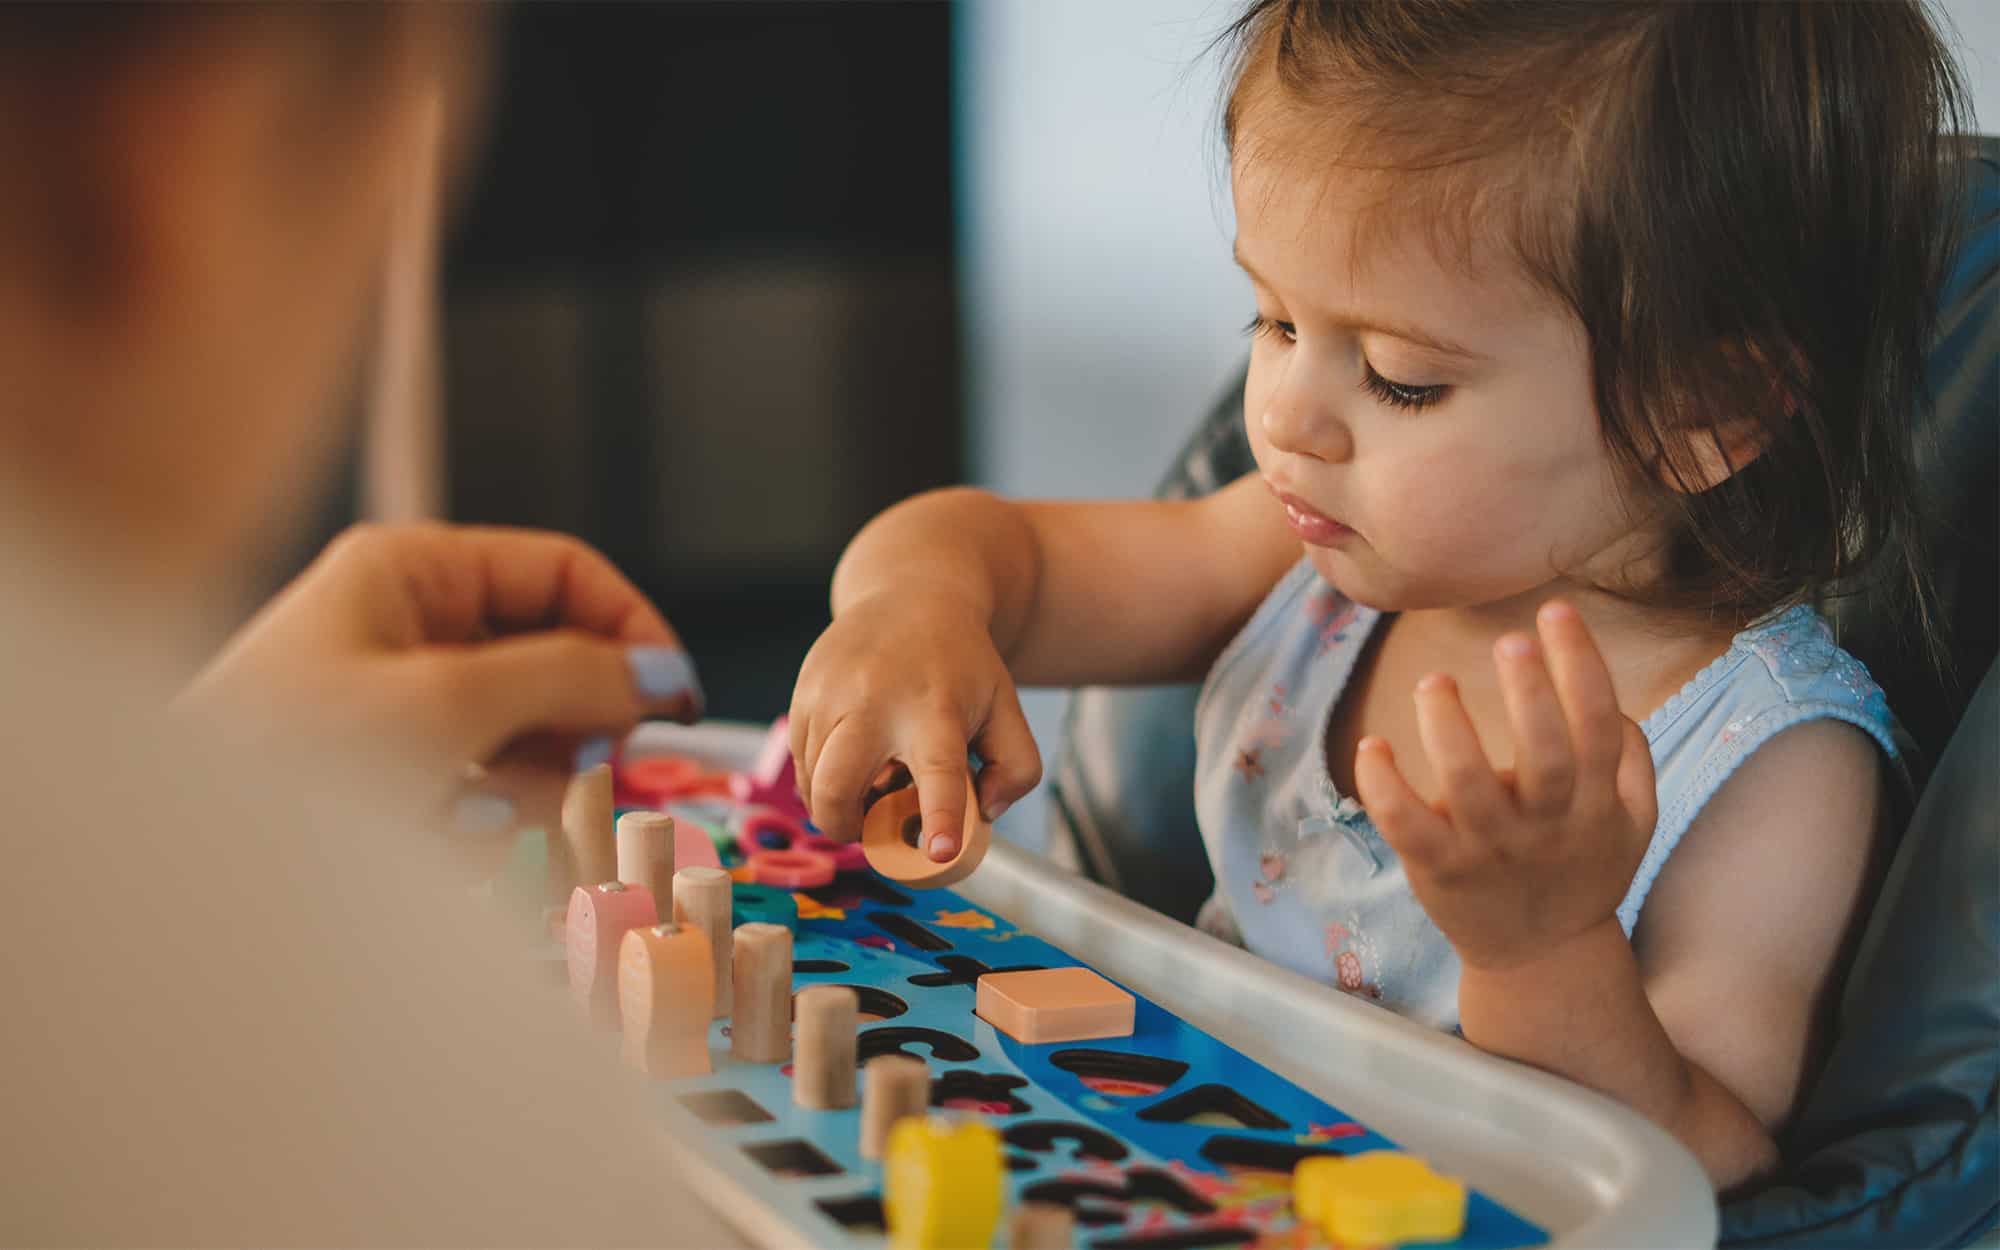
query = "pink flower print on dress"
(1334, 950, 1382, 1000)
(1308, 589, 1361, 656)
(1251, 880, 1276, 905)
(1259, 852, 1286, 883)
(1235, 748, 1266, 781)
(1321, 922, 1350, 956)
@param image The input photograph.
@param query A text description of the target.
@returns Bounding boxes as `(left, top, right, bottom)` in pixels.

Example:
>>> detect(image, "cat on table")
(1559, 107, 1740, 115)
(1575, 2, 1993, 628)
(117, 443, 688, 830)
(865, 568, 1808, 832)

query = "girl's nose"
(1259, 359, 1353, 463)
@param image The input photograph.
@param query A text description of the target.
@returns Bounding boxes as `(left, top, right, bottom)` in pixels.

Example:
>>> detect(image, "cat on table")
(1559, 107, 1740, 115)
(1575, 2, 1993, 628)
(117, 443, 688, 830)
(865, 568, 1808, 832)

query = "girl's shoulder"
(1644, 604, 1897, 764)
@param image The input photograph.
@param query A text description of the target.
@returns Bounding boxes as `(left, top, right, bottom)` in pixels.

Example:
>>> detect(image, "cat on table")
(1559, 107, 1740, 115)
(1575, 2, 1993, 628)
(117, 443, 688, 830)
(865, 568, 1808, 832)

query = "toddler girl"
(789, 0, 1967, 1189)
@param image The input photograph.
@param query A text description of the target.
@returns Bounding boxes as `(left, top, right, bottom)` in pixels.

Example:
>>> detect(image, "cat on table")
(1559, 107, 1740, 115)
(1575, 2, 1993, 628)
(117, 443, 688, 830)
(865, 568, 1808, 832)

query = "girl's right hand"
(788, 588, 1042, 860)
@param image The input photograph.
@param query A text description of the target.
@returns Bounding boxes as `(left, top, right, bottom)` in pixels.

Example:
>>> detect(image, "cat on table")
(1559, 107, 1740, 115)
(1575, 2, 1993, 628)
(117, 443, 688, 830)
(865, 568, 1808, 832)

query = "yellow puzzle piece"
(1294, 1151, 1467, 1246)
(884, 1116, 1004, 1250)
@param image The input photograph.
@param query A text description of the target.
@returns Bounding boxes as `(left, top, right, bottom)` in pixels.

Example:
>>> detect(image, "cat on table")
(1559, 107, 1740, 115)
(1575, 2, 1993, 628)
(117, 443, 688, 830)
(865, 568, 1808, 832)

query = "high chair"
(1047, 136, 1997, 1248)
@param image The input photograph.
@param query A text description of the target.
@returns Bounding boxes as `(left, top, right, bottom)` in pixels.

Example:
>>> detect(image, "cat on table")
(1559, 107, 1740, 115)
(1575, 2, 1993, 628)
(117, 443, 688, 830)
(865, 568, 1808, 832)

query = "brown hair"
(1221, 1, 1969, 656)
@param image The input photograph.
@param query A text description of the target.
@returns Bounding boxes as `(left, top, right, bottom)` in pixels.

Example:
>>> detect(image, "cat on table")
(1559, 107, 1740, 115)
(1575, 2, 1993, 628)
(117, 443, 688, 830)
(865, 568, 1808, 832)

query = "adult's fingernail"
(575, 735, 614, 774)
(926, 832, 959, 861)
(984, 798, 1012, 824)
(627, 646, 705, 711)
(451, 791, 517, 837)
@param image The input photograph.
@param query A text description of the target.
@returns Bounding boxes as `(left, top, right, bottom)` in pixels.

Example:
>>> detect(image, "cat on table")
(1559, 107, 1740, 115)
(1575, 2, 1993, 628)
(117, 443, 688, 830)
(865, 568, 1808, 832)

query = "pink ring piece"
(799, 834, 867, 874)
(619, 755, 703, 801)
(747, 848, 837, 889)
(738, 806, 810, 850)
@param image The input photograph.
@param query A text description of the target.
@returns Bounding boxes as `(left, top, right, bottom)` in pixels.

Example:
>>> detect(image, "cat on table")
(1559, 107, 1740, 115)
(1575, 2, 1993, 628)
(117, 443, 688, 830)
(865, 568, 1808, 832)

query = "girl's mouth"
(1267, 482, 1355, 546)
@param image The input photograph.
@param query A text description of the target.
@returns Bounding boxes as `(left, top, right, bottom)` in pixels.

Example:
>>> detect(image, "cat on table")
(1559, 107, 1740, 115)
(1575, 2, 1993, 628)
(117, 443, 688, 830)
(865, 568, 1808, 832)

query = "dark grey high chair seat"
(1048, 137, 1997, 1246)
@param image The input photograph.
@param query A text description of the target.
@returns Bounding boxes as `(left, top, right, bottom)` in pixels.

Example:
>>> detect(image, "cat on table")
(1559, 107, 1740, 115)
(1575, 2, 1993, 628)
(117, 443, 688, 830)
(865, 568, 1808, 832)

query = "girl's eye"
(1242, 314, 1296, 344)
(1361, 362, 1448, 412)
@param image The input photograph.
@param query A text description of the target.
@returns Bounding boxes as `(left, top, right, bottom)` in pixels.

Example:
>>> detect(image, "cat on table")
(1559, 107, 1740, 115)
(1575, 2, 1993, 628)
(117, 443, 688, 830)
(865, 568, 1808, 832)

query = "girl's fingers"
(969, 684, 1042, 824)
(1536, 601, 1625, 798)
(1353, 736, 1453, 867)
(807, 722, 889, 843)
(1412, 673, 1508, 834)
(905, 718, 973, 861)
(1492, 632, 1575, 814)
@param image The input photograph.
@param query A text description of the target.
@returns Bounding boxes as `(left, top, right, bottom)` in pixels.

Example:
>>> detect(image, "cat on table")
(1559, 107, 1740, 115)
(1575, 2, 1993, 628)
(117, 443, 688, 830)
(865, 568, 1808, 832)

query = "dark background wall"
(440, 1, 960, 720)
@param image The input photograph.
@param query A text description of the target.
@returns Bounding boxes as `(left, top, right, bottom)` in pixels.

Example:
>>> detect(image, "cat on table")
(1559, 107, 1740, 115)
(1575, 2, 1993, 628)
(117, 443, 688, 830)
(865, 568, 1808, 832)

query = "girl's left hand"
(1352, 599, 1657, 973)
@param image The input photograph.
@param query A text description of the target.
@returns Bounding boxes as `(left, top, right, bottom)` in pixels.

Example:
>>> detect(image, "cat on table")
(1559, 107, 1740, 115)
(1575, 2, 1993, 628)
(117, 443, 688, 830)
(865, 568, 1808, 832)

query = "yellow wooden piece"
(884, 1116, 1004, 1250)
(1293, 1150, 1466, 1246)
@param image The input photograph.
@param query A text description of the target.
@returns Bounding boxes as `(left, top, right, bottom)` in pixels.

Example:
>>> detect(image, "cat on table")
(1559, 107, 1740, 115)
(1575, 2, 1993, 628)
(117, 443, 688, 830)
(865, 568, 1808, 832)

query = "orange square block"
(975, 967, 1134, 1044)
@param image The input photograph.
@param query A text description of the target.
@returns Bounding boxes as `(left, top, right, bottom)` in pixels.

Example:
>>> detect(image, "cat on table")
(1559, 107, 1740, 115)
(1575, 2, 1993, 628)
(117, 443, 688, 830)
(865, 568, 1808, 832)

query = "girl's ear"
(1656, 340, 1797, 494)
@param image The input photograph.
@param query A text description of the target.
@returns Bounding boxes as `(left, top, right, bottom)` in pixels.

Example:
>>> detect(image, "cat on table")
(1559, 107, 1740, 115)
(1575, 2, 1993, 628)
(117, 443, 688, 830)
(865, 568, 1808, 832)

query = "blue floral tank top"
(1192, 559, 1903, 1032)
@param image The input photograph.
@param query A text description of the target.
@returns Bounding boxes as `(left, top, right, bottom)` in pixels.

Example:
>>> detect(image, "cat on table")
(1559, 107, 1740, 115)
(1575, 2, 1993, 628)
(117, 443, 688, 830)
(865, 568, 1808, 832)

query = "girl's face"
(1233, 126, 1660, 616)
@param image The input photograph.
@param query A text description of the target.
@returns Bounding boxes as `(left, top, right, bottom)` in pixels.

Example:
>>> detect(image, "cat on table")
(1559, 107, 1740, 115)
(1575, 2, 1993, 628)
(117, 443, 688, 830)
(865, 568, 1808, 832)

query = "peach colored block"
(974, 967, 1134, 1044)
(860, 783, 990, 889)
(565, 882, 658, 1030)
(618, 922, 714, 1078)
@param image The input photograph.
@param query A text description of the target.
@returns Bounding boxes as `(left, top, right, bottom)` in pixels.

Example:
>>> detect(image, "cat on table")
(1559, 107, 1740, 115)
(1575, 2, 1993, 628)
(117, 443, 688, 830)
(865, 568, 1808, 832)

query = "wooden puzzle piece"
(563, 763, 618, 890)
(860, 781, 991, 889)
(618, 922, 714, 1078)
(793, 984, 859, 1109)
(565, 881, 658, 1029)
(730, 921, 794, 1063)
(884, 1115, 1003, 1250)
(1293, 1151, 1467, 1247)
(975, 967, 1135, 1044)
(729, 715, 807, 818)
(860, 1054, 931, 1161)
(672, 865, 733, 1017)
(615, 810, 675, 907)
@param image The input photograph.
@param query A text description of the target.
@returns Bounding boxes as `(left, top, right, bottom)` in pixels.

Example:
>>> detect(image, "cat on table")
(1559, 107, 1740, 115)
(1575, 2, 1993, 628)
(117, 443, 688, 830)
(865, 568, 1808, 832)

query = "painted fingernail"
(1498, 634, 1535, 659)
(451, 791, 516, 837)
(575, 735, 614, 774)
(926, 832, 959, 861)
(626, 646, 705, 711)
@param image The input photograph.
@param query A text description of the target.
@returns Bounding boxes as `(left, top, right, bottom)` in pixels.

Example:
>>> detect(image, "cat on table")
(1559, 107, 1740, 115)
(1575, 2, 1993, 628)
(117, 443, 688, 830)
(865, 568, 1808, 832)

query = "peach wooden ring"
(860, 782, 990, 889)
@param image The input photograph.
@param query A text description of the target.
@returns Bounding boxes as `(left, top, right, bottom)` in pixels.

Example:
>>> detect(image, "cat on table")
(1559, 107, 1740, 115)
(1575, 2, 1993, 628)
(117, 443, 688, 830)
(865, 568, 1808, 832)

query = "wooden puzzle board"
(579, 724, 1717, 1249)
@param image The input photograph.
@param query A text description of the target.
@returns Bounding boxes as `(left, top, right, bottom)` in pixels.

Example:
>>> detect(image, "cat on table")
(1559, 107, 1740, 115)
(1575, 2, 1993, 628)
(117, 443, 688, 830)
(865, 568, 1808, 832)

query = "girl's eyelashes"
(1245, 314, 1450, 412)
(1361, 362, 1448, 412)
(1243, 313, 1296, 344)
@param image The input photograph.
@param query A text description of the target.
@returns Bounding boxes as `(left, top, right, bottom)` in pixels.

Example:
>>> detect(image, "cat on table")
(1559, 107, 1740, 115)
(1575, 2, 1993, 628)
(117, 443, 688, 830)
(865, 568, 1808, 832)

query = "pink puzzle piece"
(729, 716, 807, 819)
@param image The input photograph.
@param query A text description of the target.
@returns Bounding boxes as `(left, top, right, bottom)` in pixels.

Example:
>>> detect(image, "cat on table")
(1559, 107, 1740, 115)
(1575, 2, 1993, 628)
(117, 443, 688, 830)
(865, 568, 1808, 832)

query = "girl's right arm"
(789, 475, 1296, 853)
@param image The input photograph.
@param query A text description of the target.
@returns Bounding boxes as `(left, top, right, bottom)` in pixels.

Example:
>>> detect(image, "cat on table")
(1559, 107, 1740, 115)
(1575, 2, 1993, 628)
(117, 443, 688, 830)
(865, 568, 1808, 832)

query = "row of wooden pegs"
(551, 763, 1072, 1250)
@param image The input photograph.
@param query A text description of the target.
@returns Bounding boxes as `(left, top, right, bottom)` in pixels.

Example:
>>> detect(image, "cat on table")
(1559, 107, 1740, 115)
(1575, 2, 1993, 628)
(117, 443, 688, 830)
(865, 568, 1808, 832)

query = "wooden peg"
(616, 810, 677, 906)
(542, 830, 578, 919)
(860, 780, 991, 889)
(792, 985, 859, 1109)
(1009, 1202, 1075, 1250)
(561, 763, 618, 891)
(617, 922, 714, 1078)
(859, 1054, 931, 1160)
(565, 881, 658, 1029)
(671, 865, 733, 1017)
(729, 922, 793, 1063)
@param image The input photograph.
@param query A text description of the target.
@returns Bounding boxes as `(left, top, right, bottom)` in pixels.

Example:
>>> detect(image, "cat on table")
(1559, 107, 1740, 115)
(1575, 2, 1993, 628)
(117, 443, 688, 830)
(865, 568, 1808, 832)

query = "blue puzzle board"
(657, 863, 1549, 1250)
